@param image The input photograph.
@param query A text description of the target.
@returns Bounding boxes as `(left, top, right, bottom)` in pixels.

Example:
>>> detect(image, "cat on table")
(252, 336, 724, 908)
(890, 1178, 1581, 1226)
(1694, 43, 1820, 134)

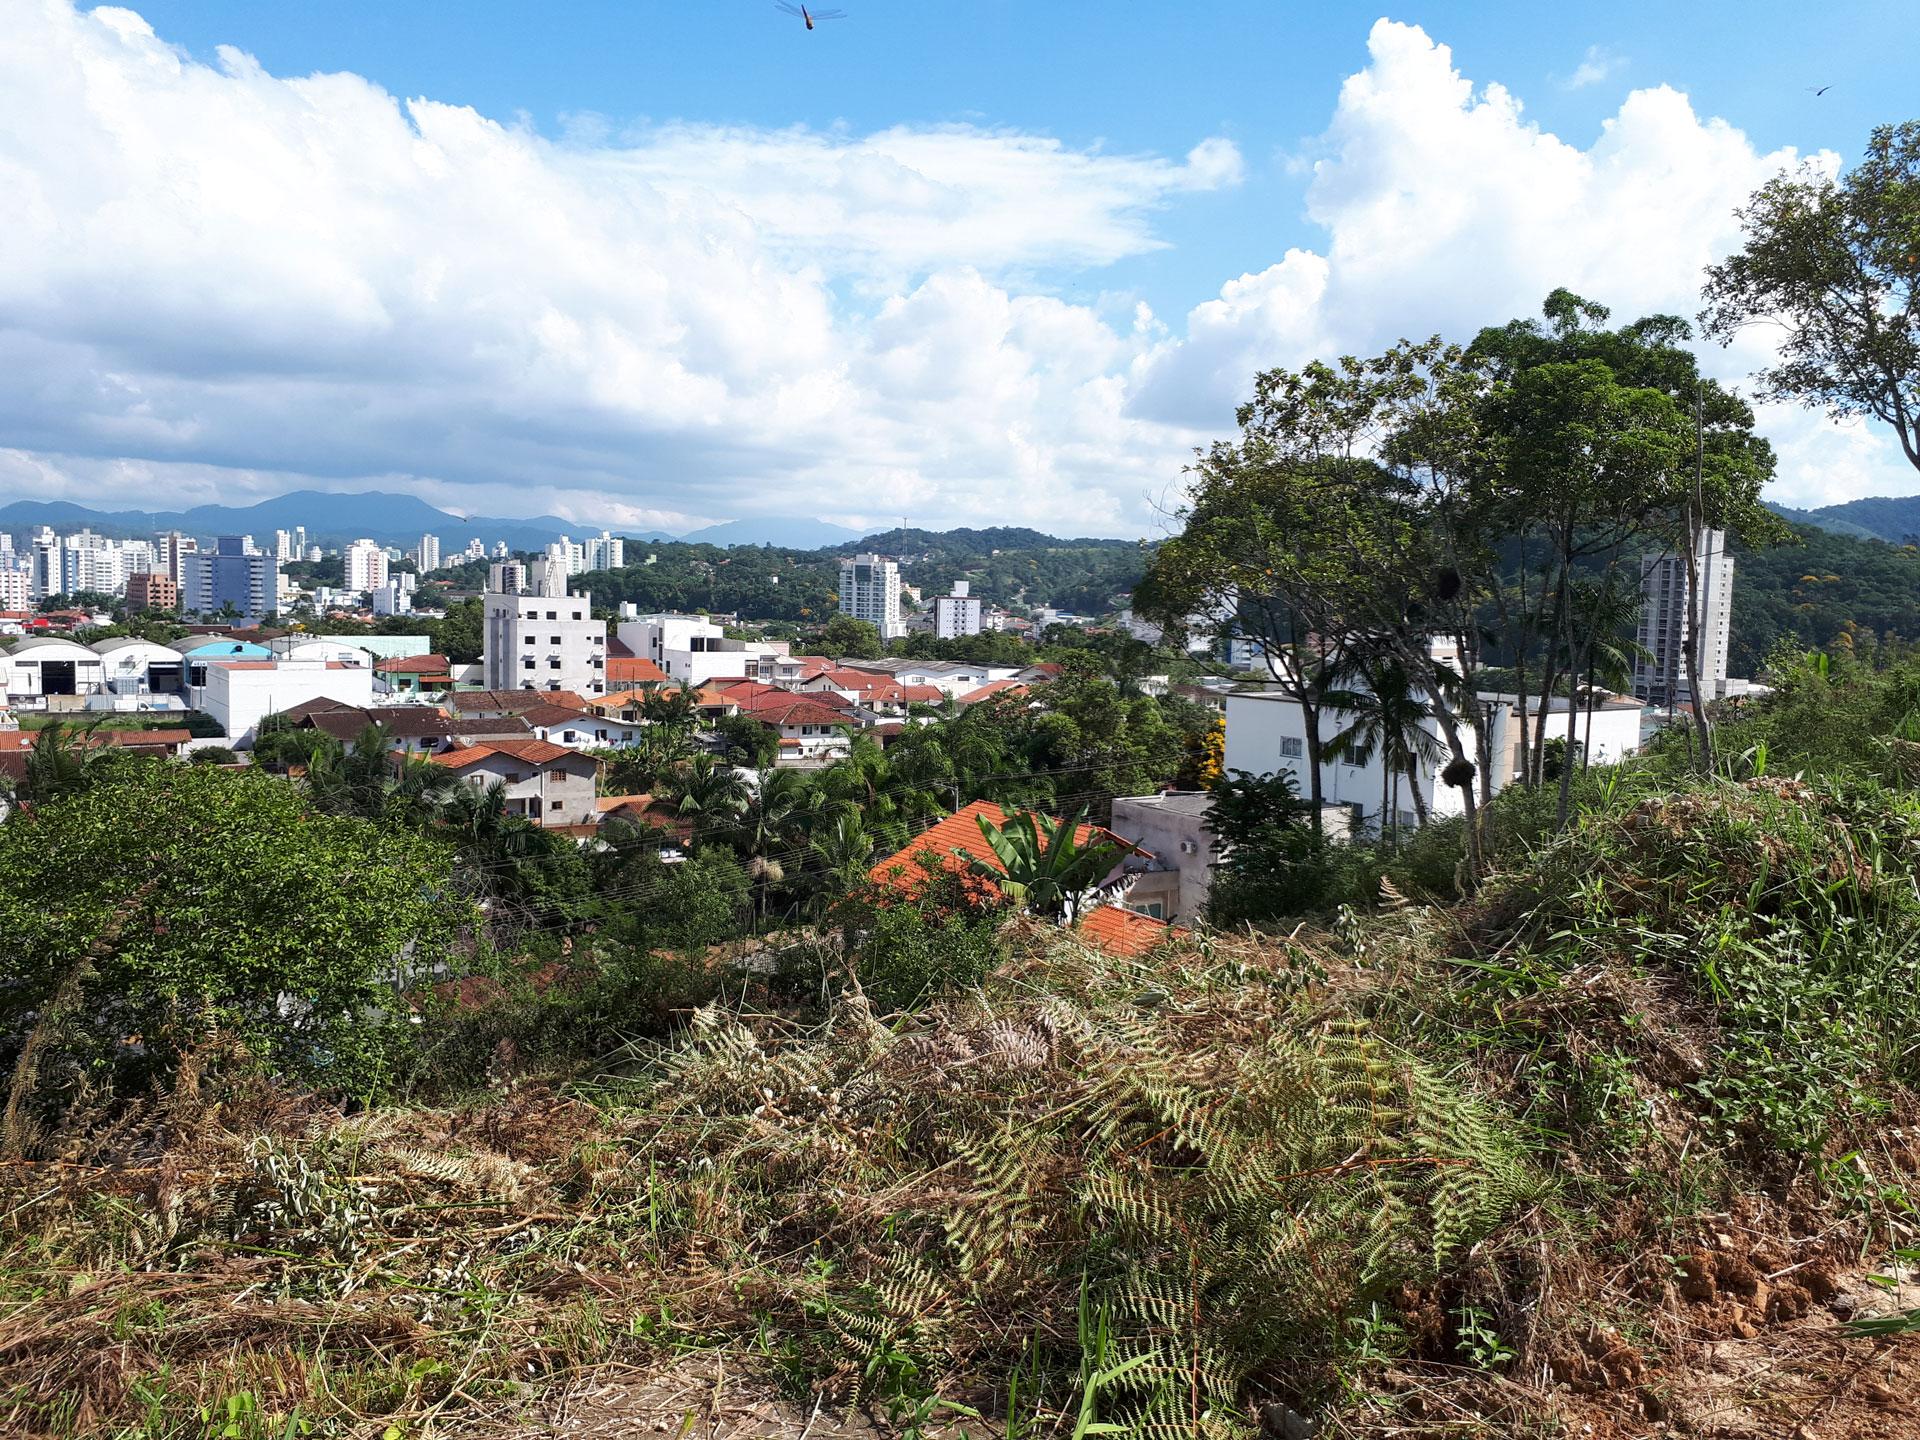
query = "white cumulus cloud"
(0, 5, 1908, 535)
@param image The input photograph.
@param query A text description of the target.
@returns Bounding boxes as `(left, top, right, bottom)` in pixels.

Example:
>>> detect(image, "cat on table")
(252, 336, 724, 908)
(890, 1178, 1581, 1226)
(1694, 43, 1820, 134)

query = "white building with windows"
(932, 581, 984, 639)
(614, 613, 787, 685)
(344, 538, 389, 595)
(839, 553, 903, 640)
(581, 530, 624, 572)
(416, 533, 441, 573)
(1224, 681, 1644, 838)
(1634, 528, 1734, 707)
(483, 584, 607, 696)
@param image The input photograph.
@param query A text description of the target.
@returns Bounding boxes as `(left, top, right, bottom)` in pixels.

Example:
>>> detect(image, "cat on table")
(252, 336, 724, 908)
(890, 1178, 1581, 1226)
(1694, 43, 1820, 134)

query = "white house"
(1223, 683, 1645, 837)
(424, 739, 600, 829)
(202, 658, 376, 746)
(518, 701, 649, 750)
(614, 613, 789, 686)
(1108, 791, 1220, 922)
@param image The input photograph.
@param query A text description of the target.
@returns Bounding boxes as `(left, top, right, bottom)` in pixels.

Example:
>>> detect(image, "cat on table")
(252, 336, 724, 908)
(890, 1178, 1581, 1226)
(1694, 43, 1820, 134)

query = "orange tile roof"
(867, 801, 1141, 898)
(1075, 906, 1188, 958)
(424, 737, 589, 770)
(606, 656, 670, 685)
(374, 653, 452, 673)
(957, 679, 1029, 705)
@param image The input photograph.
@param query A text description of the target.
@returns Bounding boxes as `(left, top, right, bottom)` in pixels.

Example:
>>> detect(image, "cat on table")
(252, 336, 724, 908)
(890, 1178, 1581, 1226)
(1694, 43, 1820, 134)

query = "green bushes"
(0, 758, 477, 1120)
(1506, 774, 1920, 1153)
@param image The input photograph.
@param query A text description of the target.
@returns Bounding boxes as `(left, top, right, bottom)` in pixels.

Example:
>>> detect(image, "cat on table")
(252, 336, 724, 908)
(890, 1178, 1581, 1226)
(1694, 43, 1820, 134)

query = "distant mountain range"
(0, 490, 870, 552)
(1770, 493, 1920, 545)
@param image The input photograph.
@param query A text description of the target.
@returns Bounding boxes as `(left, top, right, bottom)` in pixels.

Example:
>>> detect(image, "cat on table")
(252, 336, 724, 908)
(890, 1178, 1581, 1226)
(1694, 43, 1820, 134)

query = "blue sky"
(124, 0, 1908, 322)
(1, 0, 1916, 533)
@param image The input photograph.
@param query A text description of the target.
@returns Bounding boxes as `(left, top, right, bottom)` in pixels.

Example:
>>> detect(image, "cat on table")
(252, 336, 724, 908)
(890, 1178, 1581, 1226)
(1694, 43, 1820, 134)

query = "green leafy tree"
(713, 712, 779, 767)
(819, 613, 885, 660)
(1702, 121, 1920, 475)
(0, 760, 474, 1104)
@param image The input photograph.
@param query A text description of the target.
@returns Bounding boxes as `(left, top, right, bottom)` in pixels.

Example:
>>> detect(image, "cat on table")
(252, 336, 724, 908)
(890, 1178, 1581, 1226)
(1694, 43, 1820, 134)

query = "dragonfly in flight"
(775, 2, 845, 29)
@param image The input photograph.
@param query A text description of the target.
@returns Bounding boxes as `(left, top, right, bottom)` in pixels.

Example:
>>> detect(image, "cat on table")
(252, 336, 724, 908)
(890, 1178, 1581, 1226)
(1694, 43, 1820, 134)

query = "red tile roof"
(957, 679, 1029, 705)
(374, 653, 452, 674)
(451, 689, 589, 714)
(424, 737, 591, 770)
(867, 800, 1141, 898)
(606, 655, 670, 685)
(1075, 906, 1188, 957)
(745, 699, 854, 729)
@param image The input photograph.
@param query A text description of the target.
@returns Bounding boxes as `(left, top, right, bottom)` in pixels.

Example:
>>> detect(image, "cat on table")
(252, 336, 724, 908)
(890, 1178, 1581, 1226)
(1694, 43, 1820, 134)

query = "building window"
(523, 659, 535, 670)
(550, 660, 562, 669)
(550, 800, 563, 811)
(1141, 901, 1166, 919)
(504, 771, 523, 783)
(571, 611, 582, 620)
(1279, 737, 1304, 758)
(550, 635, 562, 645)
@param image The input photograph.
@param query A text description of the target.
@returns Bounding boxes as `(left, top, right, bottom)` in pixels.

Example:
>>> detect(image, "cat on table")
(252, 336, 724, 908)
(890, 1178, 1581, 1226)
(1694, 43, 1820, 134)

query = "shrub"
(0, 758, 476, 1120)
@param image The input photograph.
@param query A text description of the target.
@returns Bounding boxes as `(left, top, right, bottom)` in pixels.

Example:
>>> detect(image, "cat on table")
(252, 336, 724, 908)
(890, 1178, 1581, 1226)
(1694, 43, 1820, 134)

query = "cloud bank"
(0, 5, 1904, 532)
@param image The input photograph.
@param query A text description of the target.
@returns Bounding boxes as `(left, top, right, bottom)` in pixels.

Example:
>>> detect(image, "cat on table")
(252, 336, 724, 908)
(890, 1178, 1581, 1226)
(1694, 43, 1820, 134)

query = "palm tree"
(962, 806, 1126, 924)
(641, 683, 701, 733)
(808, 811, 878, 955)
(1324, 655, 1444, 845)
(657, 754, 750, 848)
(730, 767, 836, 922)
(18, 720, 111, 806)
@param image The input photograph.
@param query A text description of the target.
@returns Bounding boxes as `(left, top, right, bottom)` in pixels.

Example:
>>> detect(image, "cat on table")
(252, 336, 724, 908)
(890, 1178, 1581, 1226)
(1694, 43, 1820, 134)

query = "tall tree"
(1701, 122, 1920, 475)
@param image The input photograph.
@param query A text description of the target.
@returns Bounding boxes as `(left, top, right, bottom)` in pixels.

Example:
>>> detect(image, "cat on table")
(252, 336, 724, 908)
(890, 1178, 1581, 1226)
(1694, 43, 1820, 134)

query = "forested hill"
(570, 530, 1155, 623)
(1730, 522, 1920, 670)
(1770, 493, 1920, 545)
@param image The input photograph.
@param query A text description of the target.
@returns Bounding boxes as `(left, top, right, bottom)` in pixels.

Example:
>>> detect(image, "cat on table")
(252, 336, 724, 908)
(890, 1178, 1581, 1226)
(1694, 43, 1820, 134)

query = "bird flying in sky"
(775, 2, 845, 29)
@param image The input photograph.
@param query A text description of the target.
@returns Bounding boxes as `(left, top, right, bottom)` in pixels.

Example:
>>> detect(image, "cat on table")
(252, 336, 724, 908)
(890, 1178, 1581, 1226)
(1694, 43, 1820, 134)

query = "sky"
(1, 0, 1916, 537)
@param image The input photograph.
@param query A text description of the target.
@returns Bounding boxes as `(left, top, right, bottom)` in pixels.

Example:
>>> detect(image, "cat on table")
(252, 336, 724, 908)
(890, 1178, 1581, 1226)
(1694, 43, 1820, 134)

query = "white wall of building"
(484, 588, 607, 695)
(203, 660, 376, 745)
(839, 554, 903, 640)
(932, 581, 984, 639)
(615, 614, 786, 685)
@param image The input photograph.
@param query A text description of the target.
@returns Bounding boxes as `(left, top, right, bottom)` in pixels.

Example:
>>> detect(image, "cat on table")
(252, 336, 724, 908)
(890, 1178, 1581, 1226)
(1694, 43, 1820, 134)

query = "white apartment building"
(0, 550, 31, 611)
(487, 560, 528, 595)
(274, 529, 298, 561)
(839, 553, 903, 640)
(416, 533, 441, 572)
(932, 581, 984, 639)
(483, 584, 607, 696)
(581, 531, 624, 572)
(158, 532, 198, 589)
(344, 538, 389, 595)
(615, 613, 788, 685)
(1634, 528, 1734, 707)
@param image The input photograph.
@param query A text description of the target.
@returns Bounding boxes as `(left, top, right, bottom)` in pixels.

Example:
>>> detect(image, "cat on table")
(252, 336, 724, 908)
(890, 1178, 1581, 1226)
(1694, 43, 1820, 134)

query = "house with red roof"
(737, 695, 856, 764)
(865, 799, 1184, 956)
(424, 738, 600, 829)
(372, 653, 454, 696)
